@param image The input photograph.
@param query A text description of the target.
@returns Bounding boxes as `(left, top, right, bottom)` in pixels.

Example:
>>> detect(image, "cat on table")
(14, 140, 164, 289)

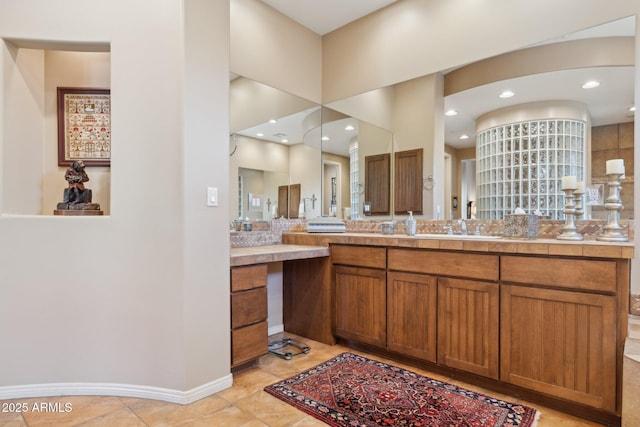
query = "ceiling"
(260, 0, 398, 35)
(249, 3, 635, 152)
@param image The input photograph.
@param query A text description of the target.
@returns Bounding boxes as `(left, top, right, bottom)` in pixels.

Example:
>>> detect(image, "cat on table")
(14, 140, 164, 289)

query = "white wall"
(0, 0, 231, 400)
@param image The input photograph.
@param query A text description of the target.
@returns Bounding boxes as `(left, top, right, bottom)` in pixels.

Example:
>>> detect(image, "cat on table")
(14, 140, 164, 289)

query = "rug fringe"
(531, 409, 541, 427)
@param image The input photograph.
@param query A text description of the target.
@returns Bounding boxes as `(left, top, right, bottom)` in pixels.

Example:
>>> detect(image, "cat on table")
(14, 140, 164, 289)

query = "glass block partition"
(476, 119, 585, 220)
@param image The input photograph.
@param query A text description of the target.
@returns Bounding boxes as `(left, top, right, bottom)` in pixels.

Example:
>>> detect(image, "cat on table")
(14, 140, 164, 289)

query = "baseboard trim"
(0, 374, 233, 405)
(268, 324, 284, 336)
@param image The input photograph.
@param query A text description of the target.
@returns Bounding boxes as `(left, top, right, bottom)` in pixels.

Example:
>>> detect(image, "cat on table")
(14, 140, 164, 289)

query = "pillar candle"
(575, 181, 585, 193)
(605, 159, 625, 175)
(561, 176, 577, 190)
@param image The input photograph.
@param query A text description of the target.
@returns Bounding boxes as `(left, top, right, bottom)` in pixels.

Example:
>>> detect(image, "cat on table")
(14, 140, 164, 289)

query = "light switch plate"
(207, 187, 218, 206)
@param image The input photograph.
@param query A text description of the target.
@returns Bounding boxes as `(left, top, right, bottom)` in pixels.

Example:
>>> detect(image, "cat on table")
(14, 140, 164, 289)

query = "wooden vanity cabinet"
(332, 245, 387, 348)
(388, 249, 500, 377)
(387, 271, 437, 362)
(500, 256, 621, 412)
(438, 277, 499, 379)
(230, 264, 268, 368)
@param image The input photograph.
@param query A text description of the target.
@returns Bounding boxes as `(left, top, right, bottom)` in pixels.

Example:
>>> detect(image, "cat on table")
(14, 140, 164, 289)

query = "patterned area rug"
(264, 352, 539, 426)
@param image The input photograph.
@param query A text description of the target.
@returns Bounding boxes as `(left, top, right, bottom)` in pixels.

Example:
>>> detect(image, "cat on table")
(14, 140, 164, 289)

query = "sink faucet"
(458, 219, 467, 235)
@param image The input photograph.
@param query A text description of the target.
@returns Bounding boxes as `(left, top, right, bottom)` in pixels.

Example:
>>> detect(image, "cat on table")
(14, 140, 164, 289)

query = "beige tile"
(128, 395, 229, 426)
(0, 410, 27, 427)
(74, 407, 146, 427)
(235, 391, 307, 427)
(618, 122, 634, 149)
(591, 125, 619, 151)
(218, 367, 281, 403)
(179, 405, 266, 427)
(288, 415, 330, 426)
(21, 396, 125, 427)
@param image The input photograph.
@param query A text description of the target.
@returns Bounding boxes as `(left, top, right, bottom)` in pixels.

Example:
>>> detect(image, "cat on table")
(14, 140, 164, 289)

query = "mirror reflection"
(230, 75, 395, 223)
(229, 76, 321, 221)
(444, 16, 635, 220)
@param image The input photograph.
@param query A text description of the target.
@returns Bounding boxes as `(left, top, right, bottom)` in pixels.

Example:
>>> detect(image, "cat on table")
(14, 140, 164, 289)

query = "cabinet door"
(438, 278, 499, 379)
(501, 284, 617, 412)
(387, 272, 437, 362)
(335, 265, 386, 348)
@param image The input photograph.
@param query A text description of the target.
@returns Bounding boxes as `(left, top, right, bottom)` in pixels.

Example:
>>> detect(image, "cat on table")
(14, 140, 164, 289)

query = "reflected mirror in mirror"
(230, 76, 322, 220)
(319, 102, 394, 219)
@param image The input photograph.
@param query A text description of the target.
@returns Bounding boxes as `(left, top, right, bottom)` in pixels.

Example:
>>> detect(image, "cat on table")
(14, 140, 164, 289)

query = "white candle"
(606, 159, 625, 175)
(561, 176, 577, 190)
(575, 181, 585, 194)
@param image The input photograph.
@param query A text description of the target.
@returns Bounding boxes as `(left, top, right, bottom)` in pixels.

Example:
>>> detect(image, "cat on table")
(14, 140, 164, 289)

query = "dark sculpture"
(56, 160, 101, 210)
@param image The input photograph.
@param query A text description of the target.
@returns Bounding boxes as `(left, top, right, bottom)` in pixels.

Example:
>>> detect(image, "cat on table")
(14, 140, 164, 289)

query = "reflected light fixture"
(344, 125, 355, 131)
(459, 134, 470, 140)
(499, 90, 514, 99)
(582, 80, 600, 89)
(322, 136, 330, 141)
(445, 109, 458, 116)
(630, 106, 636, 112)
(269, 119, 277, 123)
(281, 139, 288, 143)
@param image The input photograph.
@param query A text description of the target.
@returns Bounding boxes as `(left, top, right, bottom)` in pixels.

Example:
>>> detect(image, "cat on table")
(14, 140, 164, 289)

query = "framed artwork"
(57, 87, 111, 166)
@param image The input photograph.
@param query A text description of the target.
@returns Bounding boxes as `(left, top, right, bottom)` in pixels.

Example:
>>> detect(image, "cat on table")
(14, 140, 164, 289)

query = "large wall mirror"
(443, 16, 635, 220)
(230, 75, 321, 221)
(230, 75, 395, 222)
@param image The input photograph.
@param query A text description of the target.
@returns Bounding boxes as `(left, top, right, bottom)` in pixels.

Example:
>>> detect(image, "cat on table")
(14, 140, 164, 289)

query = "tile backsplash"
(230, 218, 634, 247)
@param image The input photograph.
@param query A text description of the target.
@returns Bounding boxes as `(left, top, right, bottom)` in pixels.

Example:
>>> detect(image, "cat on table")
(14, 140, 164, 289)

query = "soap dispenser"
(406, 211, 416, 236)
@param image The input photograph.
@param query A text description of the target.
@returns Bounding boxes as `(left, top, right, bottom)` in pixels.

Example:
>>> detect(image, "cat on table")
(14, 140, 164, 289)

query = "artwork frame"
(57, 87, 111, 167)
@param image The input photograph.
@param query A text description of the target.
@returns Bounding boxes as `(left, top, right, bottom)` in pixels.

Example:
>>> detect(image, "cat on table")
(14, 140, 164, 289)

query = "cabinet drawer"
(388, 249, 498, 281)
(231, 287, 268, 328)
(500, 256, 617, 293)
(331, 245, 386, 269)
(231, 321, 268, 367)
(231, 264, 268, 292)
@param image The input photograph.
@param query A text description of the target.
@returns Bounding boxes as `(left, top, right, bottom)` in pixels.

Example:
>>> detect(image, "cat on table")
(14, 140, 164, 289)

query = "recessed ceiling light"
(268, 119, 277, 124)
(445, 109, 458, 116)
(256, 133, 264, 137)
(499, 91, 514, 99)
(344, 125, 355, 131)
(281, 139, 288, 143)
(321, 136, 330, 141)
(459, 134, 470, 140)
(629, 106, 636, 112)
(582, 80, 600, 89)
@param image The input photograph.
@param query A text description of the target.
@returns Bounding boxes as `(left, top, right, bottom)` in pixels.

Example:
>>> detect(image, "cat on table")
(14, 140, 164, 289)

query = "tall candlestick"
(605, 159, 625, 175)
(597, 171, 628, 242)
(561, 176, 577, 190)
(557, 188, 583, 241)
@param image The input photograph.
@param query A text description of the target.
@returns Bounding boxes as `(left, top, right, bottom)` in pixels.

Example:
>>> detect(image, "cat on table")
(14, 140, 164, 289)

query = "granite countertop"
(230, 244, 330, 267)
(282, 232, 635, 259)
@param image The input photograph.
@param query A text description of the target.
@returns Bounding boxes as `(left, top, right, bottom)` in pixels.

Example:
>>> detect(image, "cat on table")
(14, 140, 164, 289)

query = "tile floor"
(0, 333, 605, 426)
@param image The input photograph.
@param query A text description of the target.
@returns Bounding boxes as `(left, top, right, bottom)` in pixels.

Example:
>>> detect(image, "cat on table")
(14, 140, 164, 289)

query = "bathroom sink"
(414, 233, 502, 240)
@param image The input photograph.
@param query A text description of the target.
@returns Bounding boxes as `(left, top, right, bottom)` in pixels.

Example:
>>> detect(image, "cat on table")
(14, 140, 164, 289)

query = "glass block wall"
(349, 141, 360, 219)
(476, 119, 585, 220)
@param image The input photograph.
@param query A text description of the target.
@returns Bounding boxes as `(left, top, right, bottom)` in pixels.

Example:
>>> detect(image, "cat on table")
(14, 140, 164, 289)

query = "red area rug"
(264, 352, 539, 426)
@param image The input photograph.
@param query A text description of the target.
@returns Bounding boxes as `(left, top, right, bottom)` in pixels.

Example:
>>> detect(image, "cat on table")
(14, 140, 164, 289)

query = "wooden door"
(500, 284, 617, 411)
(335, 265, 387, 348)
(394, 148, 423, 214)
(289, 183, 301, 219)
(364, 153, 390, 214)
(438, 277, 499, 379)
(387, 271, 437, 362)
(277, 185, 288, 218)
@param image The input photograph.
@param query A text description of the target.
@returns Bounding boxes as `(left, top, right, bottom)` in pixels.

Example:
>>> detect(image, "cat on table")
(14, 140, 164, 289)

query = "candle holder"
(557, 189, 583, 241)
(597, 173, 628, 242)
(574, 188, 585, 218)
